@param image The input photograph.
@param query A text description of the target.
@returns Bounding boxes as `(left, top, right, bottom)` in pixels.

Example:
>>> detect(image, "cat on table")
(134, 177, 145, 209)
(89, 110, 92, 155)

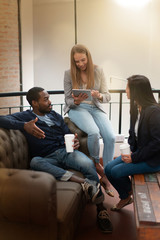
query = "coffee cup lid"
(120, 143, 130, 150)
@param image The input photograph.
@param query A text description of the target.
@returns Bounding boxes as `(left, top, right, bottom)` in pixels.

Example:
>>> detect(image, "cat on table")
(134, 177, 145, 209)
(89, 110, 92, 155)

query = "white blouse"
(134, 111, 141, 137)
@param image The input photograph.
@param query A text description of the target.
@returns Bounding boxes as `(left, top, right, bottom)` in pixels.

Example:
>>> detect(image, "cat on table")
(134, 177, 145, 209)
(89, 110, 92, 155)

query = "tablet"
(72, 89, 92, 101)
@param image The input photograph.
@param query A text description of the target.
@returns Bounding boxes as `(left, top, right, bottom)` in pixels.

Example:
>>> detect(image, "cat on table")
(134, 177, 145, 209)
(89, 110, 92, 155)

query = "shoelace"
(81, 182, 91, 191)
(98, 210, 109, 219)
(81, 182, 92, 199)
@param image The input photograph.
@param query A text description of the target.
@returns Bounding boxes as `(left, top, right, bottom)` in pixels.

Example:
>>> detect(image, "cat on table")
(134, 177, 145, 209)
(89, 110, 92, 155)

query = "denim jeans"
(105, 155, 160, 199)
(69, 103, 115, 167)
(30, 148, 99, 182)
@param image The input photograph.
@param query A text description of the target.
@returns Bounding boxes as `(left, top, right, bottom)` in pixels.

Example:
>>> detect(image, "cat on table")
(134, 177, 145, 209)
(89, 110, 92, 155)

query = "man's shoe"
(92, 189, 104, 204)
(81, 179, 100, 202)
(97, 209, 113, 233)
(111, 196, 133, 211)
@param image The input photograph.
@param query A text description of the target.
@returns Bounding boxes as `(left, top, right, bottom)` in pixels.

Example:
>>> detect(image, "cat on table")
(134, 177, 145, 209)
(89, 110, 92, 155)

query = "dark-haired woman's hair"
(127, 75, 157, 119)
(26, 87, 44, 106)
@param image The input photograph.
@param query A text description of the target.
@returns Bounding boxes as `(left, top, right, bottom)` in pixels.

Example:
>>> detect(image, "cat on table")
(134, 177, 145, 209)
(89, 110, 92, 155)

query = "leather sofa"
(0, 117, 89, 240)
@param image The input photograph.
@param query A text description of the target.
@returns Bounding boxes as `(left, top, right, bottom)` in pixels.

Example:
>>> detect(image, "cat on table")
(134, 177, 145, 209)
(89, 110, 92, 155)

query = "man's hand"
(73, 133, 80, 149)
(24, 117, 45, 139)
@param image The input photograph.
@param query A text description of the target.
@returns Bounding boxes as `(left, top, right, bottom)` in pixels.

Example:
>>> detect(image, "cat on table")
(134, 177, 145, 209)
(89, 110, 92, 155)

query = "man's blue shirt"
(0, 110, 71, 158)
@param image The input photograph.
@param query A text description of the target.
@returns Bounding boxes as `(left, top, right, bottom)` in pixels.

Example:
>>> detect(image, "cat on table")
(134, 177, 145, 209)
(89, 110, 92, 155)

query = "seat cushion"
(56, 181, 86, 240)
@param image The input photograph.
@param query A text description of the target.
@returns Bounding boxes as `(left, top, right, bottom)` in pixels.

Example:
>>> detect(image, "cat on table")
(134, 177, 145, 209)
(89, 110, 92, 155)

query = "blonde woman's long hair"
(70, 44, 95, 89)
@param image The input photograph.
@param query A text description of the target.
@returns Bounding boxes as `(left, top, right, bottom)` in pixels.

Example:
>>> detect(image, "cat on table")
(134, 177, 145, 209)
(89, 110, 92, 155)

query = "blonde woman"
(64, 44, 115, 197)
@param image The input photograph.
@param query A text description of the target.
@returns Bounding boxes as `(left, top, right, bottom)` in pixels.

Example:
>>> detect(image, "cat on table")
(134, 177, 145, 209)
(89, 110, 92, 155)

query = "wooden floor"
(75, 186, 137, 240)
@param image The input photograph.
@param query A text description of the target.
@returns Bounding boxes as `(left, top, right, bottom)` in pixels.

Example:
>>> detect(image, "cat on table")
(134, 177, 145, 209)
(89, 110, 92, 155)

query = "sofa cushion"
(56, 181, 86, 240)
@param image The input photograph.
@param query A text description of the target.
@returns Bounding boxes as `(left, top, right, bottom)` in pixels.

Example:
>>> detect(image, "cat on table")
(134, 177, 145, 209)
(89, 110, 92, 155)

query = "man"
(0, 87, 113, 233)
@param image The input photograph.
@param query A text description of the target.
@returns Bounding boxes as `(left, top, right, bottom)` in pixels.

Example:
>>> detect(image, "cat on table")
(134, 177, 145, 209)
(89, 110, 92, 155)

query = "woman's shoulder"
(145, 104, 160, 115)
(94, 66, 105, 78)
(94, 65, 103, 72)
(64, 69, 71, 75)
(147, 104, 160, 110)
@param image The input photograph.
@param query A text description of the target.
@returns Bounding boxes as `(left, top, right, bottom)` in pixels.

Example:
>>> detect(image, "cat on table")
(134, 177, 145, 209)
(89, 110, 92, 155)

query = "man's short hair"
(26, 87, 44, 106)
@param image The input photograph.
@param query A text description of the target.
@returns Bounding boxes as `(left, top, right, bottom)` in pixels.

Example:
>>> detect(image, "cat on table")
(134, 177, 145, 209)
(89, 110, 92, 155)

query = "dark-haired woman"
(105, 75, 160, 211)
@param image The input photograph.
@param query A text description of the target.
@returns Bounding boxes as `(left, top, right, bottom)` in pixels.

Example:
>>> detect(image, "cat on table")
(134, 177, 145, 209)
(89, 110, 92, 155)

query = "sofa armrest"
(64, 117, 90, 156)
(0, 168, 57, 229)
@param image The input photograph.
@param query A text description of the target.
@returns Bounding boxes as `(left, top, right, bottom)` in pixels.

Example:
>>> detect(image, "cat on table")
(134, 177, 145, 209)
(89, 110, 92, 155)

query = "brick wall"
(0, 0, 20, 114)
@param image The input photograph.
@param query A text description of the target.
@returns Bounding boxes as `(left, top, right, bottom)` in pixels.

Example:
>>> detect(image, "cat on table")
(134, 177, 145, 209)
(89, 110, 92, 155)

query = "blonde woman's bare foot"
(100, 175, 114, 198)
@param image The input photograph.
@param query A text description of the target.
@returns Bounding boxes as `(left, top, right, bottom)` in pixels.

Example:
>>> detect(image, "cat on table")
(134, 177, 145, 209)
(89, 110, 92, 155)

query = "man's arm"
(0, 115, 45, 139)
(0, 115, 24, 130)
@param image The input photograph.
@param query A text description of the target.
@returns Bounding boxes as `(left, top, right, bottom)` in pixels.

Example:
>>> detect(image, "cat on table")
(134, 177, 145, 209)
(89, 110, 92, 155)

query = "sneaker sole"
(98, 222, 113, 234)
(100, 228, 113, 234)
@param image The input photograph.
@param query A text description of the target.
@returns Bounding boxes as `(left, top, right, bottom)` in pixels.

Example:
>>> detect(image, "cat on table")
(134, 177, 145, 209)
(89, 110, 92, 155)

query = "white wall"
(33, 0, 75, 109)
(76, 0, 160, 89)
(148, 0, 160, 89)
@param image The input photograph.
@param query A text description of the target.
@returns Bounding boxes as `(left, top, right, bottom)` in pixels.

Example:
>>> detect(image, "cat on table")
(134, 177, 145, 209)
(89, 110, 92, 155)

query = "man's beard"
(38, 105, 52, 114)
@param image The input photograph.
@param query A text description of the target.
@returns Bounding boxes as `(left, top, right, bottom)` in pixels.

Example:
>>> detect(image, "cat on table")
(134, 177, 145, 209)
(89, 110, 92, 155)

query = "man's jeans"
(105, 156, 160, 199)
(30, 148, 99, 182)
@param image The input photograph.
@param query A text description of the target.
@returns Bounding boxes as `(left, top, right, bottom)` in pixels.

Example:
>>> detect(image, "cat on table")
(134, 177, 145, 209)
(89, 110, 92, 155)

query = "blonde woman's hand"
(72, 93, 88, 105)
(91, 90, 103, 101)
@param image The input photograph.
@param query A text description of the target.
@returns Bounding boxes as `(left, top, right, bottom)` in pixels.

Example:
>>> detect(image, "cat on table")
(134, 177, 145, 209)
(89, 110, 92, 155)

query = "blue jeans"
(105, 156, 160, 199)
(30, 148, 99, 182)
(69, 103, 115, 166)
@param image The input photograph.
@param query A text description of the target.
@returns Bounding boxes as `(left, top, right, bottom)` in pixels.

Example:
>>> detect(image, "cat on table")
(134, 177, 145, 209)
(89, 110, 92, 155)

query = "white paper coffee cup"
(64, 134, 74, 152)
(120, 143, 131, 155)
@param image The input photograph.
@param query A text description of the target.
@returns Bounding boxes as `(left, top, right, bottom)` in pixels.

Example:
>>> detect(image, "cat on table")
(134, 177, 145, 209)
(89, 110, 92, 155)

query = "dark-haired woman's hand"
(121, 154, 132, 163)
